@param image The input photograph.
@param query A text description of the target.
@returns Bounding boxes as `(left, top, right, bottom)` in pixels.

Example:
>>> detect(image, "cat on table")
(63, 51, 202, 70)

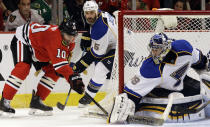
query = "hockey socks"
(36, 76, 56, 100)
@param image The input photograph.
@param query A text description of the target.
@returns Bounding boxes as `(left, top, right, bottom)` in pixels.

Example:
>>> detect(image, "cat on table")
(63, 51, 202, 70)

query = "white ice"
(0, 107, 210, 127)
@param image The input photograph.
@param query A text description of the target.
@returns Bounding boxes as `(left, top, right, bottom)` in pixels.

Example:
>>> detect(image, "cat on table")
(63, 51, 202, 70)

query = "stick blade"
(57, 102, 65, 110)
(127, 115, 164, 126)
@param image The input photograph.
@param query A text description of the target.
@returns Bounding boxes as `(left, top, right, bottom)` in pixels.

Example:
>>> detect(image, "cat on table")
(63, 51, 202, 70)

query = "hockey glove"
(80, 32, 91, 52)
(69, 73, 85, 94)
(73, 61, 87, 73)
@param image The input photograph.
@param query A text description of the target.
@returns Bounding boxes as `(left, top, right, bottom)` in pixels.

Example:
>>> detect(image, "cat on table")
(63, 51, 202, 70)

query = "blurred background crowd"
(0, 0, 209, 32)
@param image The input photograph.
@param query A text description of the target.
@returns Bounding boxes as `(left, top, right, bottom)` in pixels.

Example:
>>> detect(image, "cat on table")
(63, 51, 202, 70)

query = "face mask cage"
(148, 33, 172, 64)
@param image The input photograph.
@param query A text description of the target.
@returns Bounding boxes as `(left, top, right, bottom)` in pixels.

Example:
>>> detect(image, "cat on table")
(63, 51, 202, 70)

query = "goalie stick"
(174, 100, 210, 114)
(57, 87, 72, 110)
(87, 112, 164, 126)
(85, 93, 174, 126)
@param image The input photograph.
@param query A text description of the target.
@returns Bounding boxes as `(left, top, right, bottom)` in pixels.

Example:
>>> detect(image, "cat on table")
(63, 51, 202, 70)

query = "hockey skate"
(29, 90, 53, 116)
(78, 92, 92, 108)
(0, 96, 15, 117)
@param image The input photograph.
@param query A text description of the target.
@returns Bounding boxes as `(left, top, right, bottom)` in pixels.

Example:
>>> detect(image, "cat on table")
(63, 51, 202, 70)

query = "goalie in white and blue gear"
(108, 33, 210, 123)
(73, 1, 117, 106)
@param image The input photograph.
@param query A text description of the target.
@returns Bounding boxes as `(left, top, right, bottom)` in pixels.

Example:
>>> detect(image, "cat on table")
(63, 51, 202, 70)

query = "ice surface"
(0, 107, 210, 127)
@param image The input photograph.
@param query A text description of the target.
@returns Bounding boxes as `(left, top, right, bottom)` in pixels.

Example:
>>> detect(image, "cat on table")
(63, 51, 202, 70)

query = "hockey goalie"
(108, 33, 210, 124)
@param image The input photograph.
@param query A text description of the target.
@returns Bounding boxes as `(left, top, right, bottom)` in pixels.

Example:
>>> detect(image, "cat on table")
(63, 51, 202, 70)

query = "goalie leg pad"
(136, 94, 205, 122)
(108, 93, 135, 124)
(200, 73, 210, 117)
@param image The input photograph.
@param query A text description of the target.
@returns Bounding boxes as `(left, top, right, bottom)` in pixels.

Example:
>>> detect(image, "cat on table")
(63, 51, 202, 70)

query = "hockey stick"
(57, 87, 72, 110)
(85, 92, 109, 115)
(85, 93, 174, 126)
(174, 100, 210, 114)
(87, 112, 164, 126)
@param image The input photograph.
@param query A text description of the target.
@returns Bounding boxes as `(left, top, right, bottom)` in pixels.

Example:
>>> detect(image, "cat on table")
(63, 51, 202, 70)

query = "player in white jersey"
(108, 33, 210, 123)
(72, 1, 117, 106)
(4, 0, 44, 31)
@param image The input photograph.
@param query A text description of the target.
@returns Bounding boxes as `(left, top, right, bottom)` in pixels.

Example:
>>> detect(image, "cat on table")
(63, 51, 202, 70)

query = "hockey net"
(85, 10, 210, 116)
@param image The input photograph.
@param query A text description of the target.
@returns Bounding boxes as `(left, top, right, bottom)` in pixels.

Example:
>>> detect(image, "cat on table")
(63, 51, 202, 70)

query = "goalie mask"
(148, 33, 172, 64)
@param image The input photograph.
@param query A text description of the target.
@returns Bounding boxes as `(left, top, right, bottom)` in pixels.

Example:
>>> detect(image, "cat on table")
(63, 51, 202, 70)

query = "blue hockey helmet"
(148, 33, 172, 64)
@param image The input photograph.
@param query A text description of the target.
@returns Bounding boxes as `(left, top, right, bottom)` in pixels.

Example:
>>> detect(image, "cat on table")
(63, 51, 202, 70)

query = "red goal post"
(117, 10, 210, 93)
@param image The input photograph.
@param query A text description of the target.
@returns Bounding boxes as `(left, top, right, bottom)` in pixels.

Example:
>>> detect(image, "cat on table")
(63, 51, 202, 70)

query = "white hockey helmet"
(83, 1, 99, 13)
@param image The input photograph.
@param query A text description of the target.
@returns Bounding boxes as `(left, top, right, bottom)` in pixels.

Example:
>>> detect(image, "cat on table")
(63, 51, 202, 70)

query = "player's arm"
(5, 13, 18, 31)
(80, 30, 91, 52)
(190, 45, 209, 74)
(174, 40, 209, 74)
(46, 36, 84, 94)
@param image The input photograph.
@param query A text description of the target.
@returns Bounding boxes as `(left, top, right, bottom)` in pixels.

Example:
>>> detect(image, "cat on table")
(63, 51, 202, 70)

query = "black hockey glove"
(68, 73, 85, 94)
(73, 61, 87, 73)
(80, 32, 91, 52)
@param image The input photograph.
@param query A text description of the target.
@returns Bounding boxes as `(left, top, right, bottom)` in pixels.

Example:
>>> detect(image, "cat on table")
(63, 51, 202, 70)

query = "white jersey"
(5, 9, 44, 31)
(125, 40, 201, 97)
(90, 11, 117, 58)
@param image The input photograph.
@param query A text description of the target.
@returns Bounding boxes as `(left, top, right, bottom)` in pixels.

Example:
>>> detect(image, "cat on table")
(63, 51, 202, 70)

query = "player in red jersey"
(0, 19, 85, 116)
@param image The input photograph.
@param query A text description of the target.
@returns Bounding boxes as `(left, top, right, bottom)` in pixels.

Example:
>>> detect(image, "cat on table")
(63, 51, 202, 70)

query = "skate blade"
(29, 109, 53, 116)
(78, 103, 88, 108)
(0, 111, 15, 118)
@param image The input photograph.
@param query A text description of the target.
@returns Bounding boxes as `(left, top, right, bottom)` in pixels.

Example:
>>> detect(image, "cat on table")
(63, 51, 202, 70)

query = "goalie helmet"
(59, 18, 78, 36)
(148, 33, 172, 64)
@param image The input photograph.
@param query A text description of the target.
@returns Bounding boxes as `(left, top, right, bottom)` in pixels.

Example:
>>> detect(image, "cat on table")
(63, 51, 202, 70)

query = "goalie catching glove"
(69, 73, 85, 94)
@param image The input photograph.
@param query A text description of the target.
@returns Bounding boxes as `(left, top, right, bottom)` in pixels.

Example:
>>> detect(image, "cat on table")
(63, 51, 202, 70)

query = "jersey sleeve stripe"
(124, 86, 142, 98)
(53, 61, 69, 70)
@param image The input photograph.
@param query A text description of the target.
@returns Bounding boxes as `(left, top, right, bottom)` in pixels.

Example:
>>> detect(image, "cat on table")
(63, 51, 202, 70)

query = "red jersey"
(96, 0, 108, 11)
(143, 0, 160, 10)
(96, 0, 119, 11)
(16, 22, 74, 80)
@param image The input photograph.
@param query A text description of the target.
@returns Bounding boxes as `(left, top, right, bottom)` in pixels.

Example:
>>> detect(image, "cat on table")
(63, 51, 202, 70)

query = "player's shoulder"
(10, 10, 19, 15)
(140, 56, 161, 78)
(91, 12, 108, 40)
(171, 39, 193, 54)
(30, 9, 39, 14)
(46, 25, 61, 38)
(49, 25, 59, 31)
